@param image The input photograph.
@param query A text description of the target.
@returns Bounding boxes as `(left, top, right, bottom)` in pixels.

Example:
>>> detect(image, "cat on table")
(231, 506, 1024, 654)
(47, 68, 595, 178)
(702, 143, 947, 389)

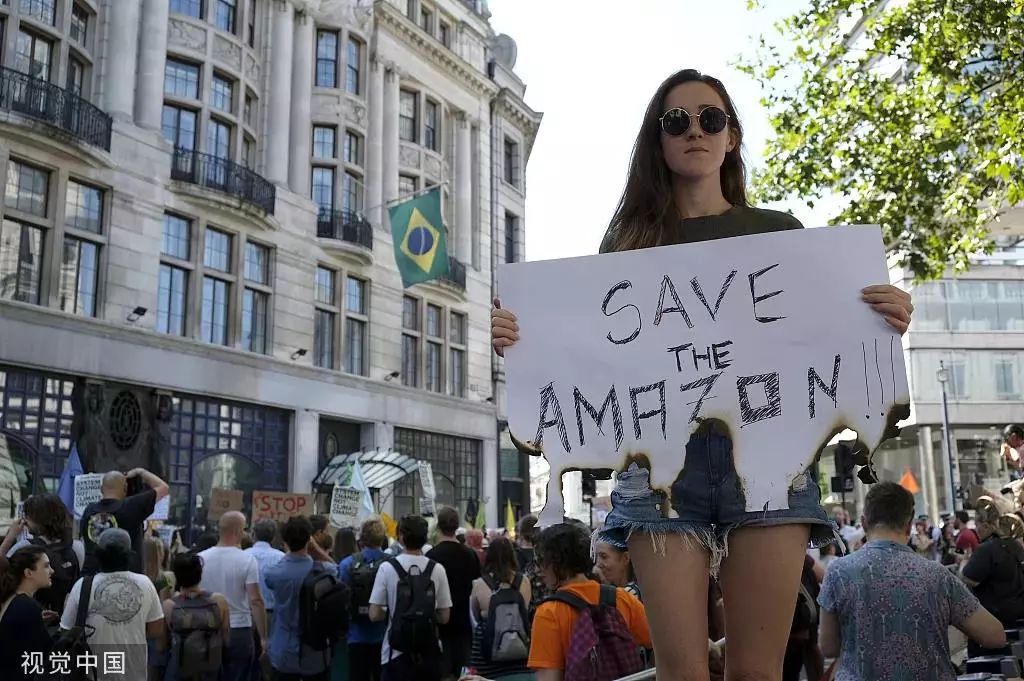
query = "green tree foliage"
(741, 0, 1024, 278)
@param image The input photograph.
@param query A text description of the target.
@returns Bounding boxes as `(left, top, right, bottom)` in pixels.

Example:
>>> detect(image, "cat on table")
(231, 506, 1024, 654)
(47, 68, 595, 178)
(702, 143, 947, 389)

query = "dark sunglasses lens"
(699, 107, 728, 134)
(661, 109, 690, 136)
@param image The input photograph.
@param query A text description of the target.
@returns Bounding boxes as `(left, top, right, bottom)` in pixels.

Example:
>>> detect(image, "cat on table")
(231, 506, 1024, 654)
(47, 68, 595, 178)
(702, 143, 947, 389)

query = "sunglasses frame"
(658, 106, 731, 137)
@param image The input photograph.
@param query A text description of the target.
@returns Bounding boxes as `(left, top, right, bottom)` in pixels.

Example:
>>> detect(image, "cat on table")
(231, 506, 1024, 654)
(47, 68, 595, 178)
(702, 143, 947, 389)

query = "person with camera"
(80, 468, 170, 576)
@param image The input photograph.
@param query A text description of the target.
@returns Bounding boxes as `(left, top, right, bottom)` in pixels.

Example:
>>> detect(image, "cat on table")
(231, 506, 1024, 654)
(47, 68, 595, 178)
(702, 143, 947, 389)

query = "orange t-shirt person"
(527, 578, 651, 670)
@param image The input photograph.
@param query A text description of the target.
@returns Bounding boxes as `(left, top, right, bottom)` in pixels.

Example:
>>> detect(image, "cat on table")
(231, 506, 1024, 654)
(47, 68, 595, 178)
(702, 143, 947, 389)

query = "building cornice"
(0, 300, 497, 419)
(374, 0, 499, 100)
(496, 90, 543, 159)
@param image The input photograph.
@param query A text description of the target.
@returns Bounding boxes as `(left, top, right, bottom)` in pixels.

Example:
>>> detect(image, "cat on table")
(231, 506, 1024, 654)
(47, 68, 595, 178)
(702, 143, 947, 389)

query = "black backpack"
(30, 536, 79, 616)
(387, 558, 440, 658)
(481, 573, 530, 662)
(299, 564, 350, 654)
(51, 575, 96, 681)
(348, 553, 385, 619)
(168, 591, 223, 677)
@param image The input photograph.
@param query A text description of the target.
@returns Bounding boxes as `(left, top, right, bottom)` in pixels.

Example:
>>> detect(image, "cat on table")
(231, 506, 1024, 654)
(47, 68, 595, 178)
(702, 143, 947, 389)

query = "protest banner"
(329, 486, 364, 528)
(208, 488, 244, 521)
(252, 490, 312, 522)
(73, 473, 104, 519)
(418, 461, 437, 516)
(499, 225, 911, 525)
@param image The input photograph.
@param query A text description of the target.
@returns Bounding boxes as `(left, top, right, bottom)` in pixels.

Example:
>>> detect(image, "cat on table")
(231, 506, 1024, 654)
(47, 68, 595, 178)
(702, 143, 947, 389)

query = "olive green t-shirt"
(599, 205, 804, 253)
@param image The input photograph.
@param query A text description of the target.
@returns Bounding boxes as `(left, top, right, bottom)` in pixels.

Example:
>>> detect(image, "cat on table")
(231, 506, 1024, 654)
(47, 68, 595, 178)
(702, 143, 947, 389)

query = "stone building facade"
(0, 0, 541, 535)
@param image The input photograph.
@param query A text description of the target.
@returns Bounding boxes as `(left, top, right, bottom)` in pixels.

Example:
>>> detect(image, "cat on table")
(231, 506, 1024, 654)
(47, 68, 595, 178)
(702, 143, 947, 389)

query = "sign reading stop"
(251, 490, 313, 522)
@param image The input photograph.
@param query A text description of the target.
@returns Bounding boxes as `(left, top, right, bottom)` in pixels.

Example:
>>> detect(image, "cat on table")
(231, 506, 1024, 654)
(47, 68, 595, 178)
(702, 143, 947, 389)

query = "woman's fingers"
(492, 317, 519, 333)
(884, 315, 909, 335)
(870, 302, 911, 323)
(492, 302, 519, 357)
(491, 307, 517, 322)
(863, 284, 914, 336)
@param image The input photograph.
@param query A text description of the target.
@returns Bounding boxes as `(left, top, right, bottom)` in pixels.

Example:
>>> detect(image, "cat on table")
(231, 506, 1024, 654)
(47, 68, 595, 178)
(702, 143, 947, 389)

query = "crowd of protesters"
(5, 460, 1024, 681)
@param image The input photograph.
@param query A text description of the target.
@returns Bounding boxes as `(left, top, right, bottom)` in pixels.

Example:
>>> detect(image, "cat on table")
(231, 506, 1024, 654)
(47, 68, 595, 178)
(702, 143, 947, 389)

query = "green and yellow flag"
(388, 187, 449, 288)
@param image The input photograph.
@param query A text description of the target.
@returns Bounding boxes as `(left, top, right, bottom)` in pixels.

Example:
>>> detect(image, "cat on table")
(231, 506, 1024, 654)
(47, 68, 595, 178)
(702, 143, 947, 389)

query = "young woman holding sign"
(490, 69, 914, 680)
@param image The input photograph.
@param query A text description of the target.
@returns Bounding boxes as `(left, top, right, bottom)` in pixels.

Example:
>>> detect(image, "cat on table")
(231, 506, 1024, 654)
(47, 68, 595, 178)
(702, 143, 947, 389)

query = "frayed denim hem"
(596, 519, 843, 578)
(596, 522, 729, 577)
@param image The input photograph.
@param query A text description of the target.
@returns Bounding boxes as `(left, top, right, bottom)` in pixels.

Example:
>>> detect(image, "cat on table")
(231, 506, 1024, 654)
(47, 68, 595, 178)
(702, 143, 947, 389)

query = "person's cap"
(455, 527, 467, 536)
(97, 528, 132, 553)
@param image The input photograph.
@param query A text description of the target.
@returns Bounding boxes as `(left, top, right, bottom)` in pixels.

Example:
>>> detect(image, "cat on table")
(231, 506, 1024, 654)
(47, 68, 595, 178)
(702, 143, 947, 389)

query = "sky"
(486, 0, 837, 262)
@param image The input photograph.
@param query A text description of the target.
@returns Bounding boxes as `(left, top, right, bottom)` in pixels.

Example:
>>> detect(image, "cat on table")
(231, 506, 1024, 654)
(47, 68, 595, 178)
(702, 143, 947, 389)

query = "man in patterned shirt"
(818, 481, 1006, 680)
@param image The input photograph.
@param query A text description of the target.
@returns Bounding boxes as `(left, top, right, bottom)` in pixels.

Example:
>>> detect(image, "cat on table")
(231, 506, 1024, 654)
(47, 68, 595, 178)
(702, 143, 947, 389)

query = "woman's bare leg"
(629, 534, 712, 681)
(718, 525, 811, 681)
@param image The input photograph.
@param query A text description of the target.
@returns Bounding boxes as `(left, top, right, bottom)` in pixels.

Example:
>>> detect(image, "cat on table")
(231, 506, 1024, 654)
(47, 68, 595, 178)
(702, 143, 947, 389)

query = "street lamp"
(937, 361, 960, 511)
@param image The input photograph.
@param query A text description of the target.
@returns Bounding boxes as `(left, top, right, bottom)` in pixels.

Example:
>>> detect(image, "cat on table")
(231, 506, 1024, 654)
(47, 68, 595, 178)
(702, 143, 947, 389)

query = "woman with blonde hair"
(145, 535, 175, 680)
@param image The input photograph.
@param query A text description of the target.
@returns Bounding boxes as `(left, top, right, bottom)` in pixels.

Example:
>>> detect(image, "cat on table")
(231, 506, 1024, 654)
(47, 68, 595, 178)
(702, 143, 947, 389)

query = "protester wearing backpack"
(0, 493, 85, 624)
(469, 537, 533, 680)
(369, 515, 453, 681)
(264, 515, 347, 680)
(527, 523, 650, 681)
(60, 528, 166, 681)
(339, 518, 390, 681)
(163, 552, 230, 681)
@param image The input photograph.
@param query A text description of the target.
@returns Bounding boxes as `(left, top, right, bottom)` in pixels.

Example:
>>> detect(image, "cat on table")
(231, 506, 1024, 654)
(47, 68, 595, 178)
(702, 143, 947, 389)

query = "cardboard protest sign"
(252, 490, 312, 523)
(73, 473, 104, 519)
(499, 225, 910, 525)
(330, 486, 364, 528)
(418, 461, 437, 516)
(208, 488, 244, 521)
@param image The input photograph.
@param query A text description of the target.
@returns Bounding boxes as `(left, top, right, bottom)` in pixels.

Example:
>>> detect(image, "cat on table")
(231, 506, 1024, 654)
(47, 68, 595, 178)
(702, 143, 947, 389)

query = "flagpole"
(362, 181, 449, 215)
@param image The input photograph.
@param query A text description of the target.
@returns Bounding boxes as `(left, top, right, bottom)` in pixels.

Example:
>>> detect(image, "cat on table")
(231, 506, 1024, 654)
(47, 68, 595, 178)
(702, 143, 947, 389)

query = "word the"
(22, 651, 125, 676)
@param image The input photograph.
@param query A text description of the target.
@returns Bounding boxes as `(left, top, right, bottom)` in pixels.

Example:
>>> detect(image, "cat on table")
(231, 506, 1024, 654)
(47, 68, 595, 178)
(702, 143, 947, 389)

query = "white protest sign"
(73, 473, 104, 519)
(500, 225, 910, 525)
(330, 486, 364, 528)
(418, 462, 437, 516)
(147, 495, 170, 521)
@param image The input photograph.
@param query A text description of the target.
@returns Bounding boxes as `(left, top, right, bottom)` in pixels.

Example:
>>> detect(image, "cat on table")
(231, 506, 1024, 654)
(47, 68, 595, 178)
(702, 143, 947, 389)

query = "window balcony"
(317, 208, 373, 249)
(0, 66, 112, 151)
(171, 147, 276, 214)
(440, 256, 466, 291)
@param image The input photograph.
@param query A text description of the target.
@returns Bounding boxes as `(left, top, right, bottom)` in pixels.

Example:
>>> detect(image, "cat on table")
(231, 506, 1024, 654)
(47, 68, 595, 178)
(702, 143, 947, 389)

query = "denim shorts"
(597, 419, 840, 574)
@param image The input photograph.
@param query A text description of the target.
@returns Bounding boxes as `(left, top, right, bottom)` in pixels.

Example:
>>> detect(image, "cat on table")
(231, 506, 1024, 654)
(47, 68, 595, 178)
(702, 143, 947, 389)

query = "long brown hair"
(604, 69, 749, 253)
(0, 545, 47, 603)
(23, 493, 72, 542)
(484, 536, 518, 585)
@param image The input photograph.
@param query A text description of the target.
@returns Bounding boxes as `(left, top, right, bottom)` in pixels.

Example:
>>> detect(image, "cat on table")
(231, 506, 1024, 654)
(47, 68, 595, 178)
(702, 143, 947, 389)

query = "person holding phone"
(80, 468, 170, 576)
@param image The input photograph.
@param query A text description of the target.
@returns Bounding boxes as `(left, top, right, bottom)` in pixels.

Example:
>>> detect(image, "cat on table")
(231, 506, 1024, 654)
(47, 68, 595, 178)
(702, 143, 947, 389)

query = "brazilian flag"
(388, 187, 450, 288)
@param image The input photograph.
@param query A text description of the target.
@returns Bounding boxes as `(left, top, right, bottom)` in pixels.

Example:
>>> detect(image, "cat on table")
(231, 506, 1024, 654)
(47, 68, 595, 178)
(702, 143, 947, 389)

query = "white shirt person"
(60, 529, 164, 681)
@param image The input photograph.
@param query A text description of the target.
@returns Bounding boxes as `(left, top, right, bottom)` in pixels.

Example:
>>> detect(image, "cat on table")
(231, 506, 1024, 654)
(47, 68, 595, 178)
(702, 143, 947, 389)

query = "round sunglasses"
(659, 106, 731, 136)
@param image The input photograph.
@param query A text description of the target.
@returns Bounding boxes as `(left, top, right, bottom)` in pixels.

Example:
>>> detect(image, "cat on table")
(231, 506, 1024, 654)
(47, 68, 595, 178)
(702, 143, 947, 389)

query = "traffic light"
(835, 443, 855, 476)
(831, 443, 856, 494)
(581, 472, 597, 500)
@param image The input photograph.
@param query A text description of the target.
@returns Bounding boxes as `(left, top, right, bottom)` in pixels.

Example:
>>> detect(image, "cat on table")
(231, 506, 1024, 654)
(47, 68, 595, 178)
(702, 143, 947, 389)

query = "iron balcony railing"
(440, 256, 466, 291)
(0, 66, 112, 150)
(316, 208, 373, 249)
(171, 147, 276, 214)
